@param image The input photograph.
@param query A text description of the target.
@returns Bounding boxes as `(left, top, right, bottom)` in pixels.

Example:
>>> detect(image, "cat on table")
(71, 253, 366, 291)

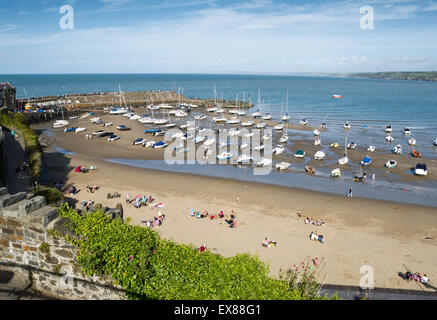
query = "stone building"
(0, 82, 16, 109)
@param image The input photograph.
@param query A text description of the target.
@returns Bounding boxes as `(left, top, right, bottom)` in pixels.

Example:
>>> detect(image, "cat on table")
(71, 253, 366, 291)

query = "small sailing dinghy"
(237, 154, 252, 164)
(108, 135, 120, 142)
(272, 145, 285, 155)
(256, 122, 266, 129)
(117, 125, 131, 131)
(153, 141, 167, 149)
(314, 138, 321, 146)
(347, 142, 357, 149)
(330, 168, 341, 177)
(434, 138, 437, 146)
(344, 122, 351, 130)
(330, 142, 339, 149)
(279, 135, 288, 143)
(241, 121, 254, 127)
(256, 158, 272, 167)
(314, 129, 320, 136)
(263, 113, 272, 120)
(274, 123, 284, 131)
(217, 152, 232, 160)
(314, 151, 326, 160)
(415, 163, 427, 176)
(385, 125, 393, 133)
(227, 117, 241, 125)
(393, 144, 402, 155)
(64, 127, 77, 133)
(254, 145, 265, 151)
(239, 143, 249, 150)
(367, 146, 376, 152)
(275, 162, 291, 171)
(300, 119, 308, 125)
(143, 140, 155, 148)
(295, 149, 305, 158)
(132, 138, 146, 145)
(53, 120, 69, 128)
(194, 114, 207, 121)
(404, 128, 411, 135)
(338, 155, 349, 165)
(385, 136, 395, 143)
(361, 156, 372, 167)
(385, 160, 397, 169)
(408, 138, 416, 146)
(75, 127, 86, 133)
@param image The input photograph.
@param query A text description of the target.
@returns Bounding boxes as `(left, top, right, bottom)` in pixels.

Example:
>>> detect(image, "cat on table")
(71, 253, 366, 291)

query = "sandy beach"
(34, 113, 437, 292)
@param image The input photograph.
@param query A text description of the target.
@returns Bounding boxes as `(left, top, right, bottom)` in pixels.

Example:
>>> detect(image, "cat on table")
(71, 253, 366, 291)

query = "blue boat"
(361, 156, 372, 166)
(153, 141, 167, 149)
(64, 127, 77, 133)
(145, 129, 161, 134)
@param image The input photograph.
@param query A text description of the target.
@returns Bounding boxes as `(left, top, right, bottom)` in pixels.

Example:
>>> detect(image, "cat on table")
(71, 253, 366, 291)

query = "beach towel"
(75, 166, 82, 173)
(154, 203, 165, 208)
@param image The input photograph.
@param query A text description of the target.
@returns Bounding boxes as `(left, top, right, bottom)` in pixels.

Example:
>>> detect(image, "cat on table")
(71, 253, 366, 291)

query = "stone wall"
(0, 189, 126, 300)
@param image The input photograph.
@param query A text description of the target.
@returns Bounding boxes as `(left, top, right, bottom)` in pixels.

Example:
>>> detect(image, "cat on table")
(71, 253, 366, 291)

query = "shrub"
(34, 186, 64, 206)
(57, 205, 335, 300)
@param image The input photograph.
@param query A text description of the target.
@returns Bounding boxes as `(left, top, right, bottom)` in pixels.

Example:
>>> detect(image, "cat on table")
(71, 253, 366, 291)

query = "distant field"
(352, 72, 437, 82)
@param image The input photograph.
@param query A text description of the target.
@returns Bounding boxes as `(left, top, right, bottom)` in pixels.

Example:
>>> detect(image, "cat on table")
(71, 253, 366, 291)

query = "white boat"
(244, 132, 254, 138)
(386, 136, 395, 143)
(415, 163, 427, 176)
(204, 138, 216, 146)
(241, 121, 254, 127)
(237, 154, 253, 164)
(154, 119, 169, 125)
(385, 125, 393, 133)
(272, 145, 284, 155)
(75, 127, 86, 133)
(367, 146, 376, 152)
(275, 162, 291, 170)
(408, 138, 416, 146)
(194, 136, 206, 144)
(263, 113, 272, 120)
(295, 150, 305, 158)
(194, 115, 207, 121)
(164, 123, 176, 128)
(434, 138, 437, 146)
(274, 123, 284, 131)
(300, 119, 308, 125)
(143, 140, 155, 148)
(207, 107, 218, 112)
(132, 138, 146, 145)
(90, 117, 101, 123)
(108, 135, 120, 142)
(344, 122, 351, 130)
(157, 104, 174, 109)
(123, 113, 134, 118)
(279, 135, 288, 143)
(251, 110, 261, 118)
(153, 141, 168, 149)
(254, 145, 265, 151)
(330, 168, 341, 177)
(229, 128, 241, 137)
(227, 117, 241, 125)
(385, 160, 397, 169)
(404, 128, 411, 135)
(313, 129, 320, 136)
(338, 156, 349, 165)
(129, 115, 141, 120)
(53, 120, 69, 128)
(109, 108, 129, 114)
(217, 152, 232, 160)
(229, 109, 239, 114)
(103, 122, 113, 127)
(138, 117, 155, 124)
(175, 111, 188, 117)
(215, 108, 226, 114)
(282, 114, 290, 121)
(256, 122, 266, 129)
(171, 132, 185, 140)
(393, 144, 402, 155)
(147, 105, 160, 111)
(79, 113, 91, 119)
(92, 130, 107, 136)
(262, 133, 271, 140)
(213, 116, 227, 123)
(314, 151, 326, 160)
(175, 147, 190, 153)
(314, 138, 321, 146)
(347, 142, 357, 149)
(239, 143, 249, 150)
(256, 158, 272, 167)
(168, 110, 178, 115)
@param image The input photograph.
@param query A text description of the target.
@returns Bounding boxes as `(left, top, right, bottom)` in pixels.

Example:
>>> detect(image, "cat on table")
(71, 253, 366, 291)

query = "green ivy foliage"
(58, 205, 335, 300)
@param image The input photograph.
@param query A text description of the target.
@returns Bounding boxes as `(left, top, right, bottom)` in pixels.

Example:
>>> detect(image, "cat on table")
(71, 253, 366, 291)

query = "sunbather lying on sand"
(310, 231, 324, 243)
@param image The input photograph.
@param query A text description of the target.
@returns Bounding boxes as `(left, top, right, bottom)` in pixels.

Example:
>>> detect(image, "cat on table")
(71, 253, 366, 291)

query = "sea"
(3, 73, 437, 206)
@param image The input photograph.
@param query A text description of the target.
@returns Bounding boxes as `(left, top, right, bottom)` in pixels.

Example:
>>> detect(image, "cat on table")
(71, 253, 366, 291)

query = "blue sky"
(1, 0, 437, 74)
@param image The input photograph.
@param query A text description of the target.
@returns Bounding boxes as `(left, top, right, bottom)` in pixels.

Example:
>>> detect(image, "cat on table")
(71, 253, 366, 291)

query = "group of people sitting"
(402, 272, 430, 284)
(262, 237, 277, 248)
(304, 216, 325, 227)
(126, 194, 155, 209)
(143, 210, 165, 228)
(86, 185, 100, 193)
(190, 209, 238, 228)
(65, 185, 78, 195)
(310, 231, 324, 244)
(15, 162, 28, 173)
(82, 199, 94, 209)
(305, 165, 315, 174)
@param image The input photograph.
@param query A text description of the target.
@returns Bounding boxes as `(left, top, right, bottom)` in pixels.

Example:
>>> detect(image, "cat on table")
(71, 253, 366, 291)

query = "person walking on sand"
(126, 193, 130, 205)
(347, 188, 353, 198)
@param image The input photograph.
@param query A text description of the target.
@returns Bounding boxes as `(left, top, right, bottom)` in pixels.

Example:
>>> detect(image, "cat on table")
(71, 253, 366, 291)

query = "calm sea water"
(3, 73, 437, 156)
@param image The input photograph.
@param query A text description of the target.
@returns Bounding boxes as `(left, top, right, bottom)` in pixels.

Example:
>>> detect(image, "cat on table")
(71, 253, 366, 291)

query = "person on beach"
(126, 194, 130, 204)
(190, 209, 195, 217)
(199, 244, 207, 252)
(142, 196, 147, 207)
(219, 211, 224, 219)
(347, 188, 353, 198)
(231, 210, 236, 219)
(313, 258, 319, 267)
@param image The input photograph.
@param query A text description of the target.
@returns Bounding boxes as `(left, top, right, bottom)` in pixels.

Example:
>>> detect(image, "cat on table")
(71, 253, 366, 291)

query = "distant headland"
(349, 71, 437, 82)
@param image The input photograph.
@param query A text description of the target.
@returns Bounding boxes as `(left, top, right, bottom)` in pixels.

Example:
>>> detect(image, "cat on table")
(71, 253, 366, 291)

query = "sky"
(1, 0, 437, 74)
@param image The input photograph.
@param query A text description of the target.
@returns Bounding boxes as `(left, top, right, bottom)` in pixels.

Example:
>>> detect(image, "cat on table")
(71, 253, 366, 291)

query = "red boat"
(411, 150, 422, 158)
